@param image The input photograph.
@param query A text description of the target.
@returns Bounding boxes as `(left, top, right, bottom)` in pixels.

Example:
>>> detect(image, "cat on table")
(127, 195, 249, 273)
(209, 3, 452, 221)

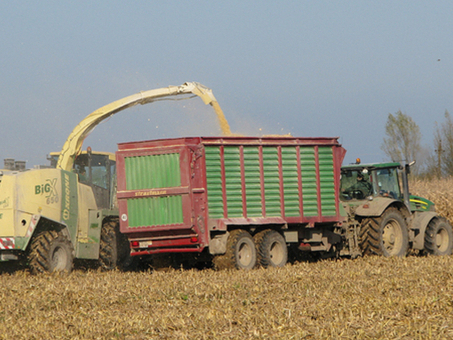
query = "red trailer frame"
(116, 136, 346, 256)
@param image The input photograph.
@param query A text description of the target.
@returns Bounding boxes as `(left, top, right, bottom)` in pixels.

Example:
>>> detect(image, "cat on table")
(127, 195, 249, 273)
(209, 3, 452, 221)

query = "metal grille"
(262, 147, 281, 217)
(125, 153, 180, 190)
(318, 147, 336, 216)
(282, 147, 300, 217)
(224, 146, 243, 217)
(205, 146, 224, 218)
(300, 147, 318, 217)
(243, 147, 262, 217)
(127, 196, 183, 227)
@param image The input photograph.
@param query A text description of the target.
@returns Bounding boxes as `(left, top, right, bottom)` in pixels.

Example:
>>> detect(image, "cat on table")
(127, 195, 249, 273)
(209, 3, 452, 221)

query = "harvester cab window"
(90, 155, 109, 189)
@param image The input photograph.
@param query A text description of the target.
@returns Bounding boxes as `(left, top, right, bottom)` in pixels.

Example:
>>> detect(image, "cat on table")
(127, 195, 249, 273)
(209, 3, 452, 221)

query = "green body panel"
(318, 147, 337, 216)
(125, 153, 181, 190)
(282, 147, 300, 217)
(341, 162, 401, 170)
(127, 196, 183, 227)
(76, 210, 103, 259)
(61, 170, 79, 244)
(410, 195, 435, 212)
(300, 147, 318, 217)
(243, 147, 262, 217)
(262, 147, 281, 217)
(124, 153, 183, 227)
(224, 147, 242, 218)
(204, 145, 338, 220)
(205, 146, 224, 218)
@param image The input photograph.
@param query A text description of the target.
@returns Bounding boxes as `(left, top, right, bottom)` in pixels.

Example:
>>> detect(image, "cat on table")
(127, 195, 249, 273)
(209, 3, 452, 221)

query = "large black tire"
(254, 229, 288, 268)
(359, 208, 409, 257)
(213, 229, 256, 270)
(424, 217, 453, 256)
(99, 219, 134, 271)
(28, 230, 74, 274)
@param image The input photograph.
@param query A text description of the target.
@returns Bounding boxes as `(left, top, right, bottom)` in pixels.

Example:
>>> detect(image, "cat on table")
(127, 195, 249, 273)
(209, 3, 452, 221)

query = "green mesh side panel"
(281, 147, 300, 217)
(127, 196, 183, 227)
(243, 147, 262, 217)
(224, 146, 243, 217)
(318, 147, 336, 216)
(125, 153, 180, 190)
(262, 147, 281, 216)
(300, 147, 318, 217)
(205, 146, 224, 218)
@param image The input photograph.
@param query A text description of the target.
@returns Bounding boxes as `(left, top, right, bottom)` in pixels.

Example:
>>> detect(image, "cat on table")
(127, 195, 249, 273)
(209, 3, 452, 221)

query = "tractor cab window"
(341, 167, 402, 200)
(374, 168, 401, 199)
(340, 170, 373, 200)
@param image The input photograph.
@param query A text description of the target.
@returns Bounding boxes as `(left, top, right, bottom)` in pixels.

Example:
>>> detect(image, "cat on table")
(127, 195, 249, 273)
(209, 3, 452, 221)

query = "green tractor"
(340, 161, 453, 257)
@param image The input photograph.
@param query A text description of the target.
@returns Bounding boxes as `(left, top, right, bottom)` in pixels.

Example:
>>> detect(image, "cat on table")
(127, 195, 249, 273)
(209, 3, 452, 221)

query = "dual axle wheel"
(213, 229, 288, 270)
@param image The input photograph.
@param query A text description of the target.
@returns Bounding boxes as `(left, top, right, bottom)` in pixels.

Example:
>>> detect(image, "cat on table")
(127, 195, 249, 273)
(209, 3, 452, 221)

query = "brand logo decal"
(135, 190, 167, 197)
(0, 198, 9, 208)
(63, 173, 71, 221)
(35, 178, 59, 204)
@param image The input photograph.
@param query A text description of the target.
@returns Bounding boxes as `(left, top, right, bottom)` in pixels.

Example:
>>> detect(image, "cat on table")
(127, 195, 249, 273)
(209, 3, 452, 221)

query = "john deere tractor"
(340, 161, 453, 257)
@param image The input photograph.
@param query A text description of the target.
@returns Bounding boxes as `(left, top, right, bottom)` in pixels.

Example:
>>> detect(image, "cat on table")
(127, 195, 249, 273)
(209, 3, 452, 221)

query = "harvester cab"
(49, 149, 116, 210)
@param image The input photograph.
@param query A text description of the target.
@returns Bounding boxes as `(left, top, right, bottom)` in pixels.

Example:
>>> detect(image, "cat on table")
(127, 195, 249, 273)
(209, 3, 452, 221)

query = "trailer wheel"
(424, 217, 453, 256)
(360, 208, 409, 257)
(28, 230, 74, 274)
(254, 229, 288, 268)
(99, 219, 133, 270)
(213, 229, 256, 270)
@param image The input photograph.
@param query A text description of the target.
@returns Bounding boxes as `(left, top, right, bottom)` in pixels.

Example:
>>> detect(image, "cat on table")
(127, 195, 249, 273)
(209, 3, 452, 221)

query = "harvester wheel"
(28, 230, 74, 274)
(213, 229, 256, 270)
(254, 229, 288, 268)
(359, 208, 409, 257)
(424, 217, 453, 256)
(99, 219, 133, 270)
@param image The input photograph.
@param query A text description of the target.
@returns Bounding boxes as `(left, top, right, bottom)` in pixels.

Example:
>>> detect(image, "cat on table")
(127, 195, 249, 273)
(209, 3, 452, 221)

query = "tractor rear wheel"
(213, 229, 256, 270)
(254, 229, 288, 268)
(359, 208, 409, 257)
(99, 219, 133, 270)
(424, 217, 453, 256)
(28, 230, 74, 274)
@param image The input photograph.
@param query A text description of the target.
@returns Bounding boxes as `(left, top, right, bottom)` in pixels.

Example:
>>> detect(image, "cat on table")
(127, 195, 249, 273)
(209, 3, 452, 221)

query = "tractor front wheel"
(28, 230, 74, 274)
(424, 217, 453, 256)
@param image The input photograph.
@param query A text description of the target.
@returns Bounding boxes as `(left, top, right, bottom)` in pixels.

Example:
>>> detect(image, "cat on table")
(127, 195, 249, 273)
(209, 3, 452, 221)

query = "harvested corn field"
(1, 256, 453, 339)
(1, 177, 453, 339)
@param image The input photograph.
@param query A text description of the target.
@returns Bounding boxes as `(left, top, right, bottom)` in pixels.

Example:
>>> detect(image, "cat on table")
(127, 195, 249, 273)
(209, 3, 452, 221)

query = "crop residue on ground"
(1, 255, 453, 339)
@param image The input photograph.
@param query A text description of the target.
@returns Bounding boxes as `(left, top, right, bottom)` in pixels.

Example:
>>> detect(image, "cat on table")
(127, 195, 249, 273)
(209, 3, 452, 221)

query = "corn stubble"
(0, 179, 452, 339)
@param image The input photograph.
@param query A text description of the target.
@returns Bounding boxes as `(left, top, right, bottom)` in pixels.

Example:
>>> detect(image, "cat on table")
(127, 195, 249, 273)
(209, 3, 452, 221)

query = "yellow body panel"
(0, 169, 63, 238)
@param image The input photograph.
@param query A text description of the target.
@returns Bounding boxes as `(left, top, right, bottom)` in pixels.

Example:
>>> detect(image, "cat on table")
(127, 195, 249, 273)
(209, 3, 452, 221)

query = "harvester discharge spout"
(56, 82, 230, 171)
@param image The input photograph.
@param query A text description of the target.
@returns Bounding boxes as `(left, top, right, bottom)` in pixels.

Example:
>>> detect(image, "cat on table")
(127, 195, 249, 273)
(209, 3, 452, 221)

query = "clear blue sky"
(1, 1, 452, 167)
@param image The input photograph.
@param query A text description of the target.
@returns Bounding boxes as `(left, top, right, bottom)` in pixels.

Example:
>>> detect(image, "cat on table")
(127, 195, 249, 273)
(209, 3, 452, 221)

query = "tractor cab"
(340, 162, 402, 201)
(340, 161, 434, 213)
